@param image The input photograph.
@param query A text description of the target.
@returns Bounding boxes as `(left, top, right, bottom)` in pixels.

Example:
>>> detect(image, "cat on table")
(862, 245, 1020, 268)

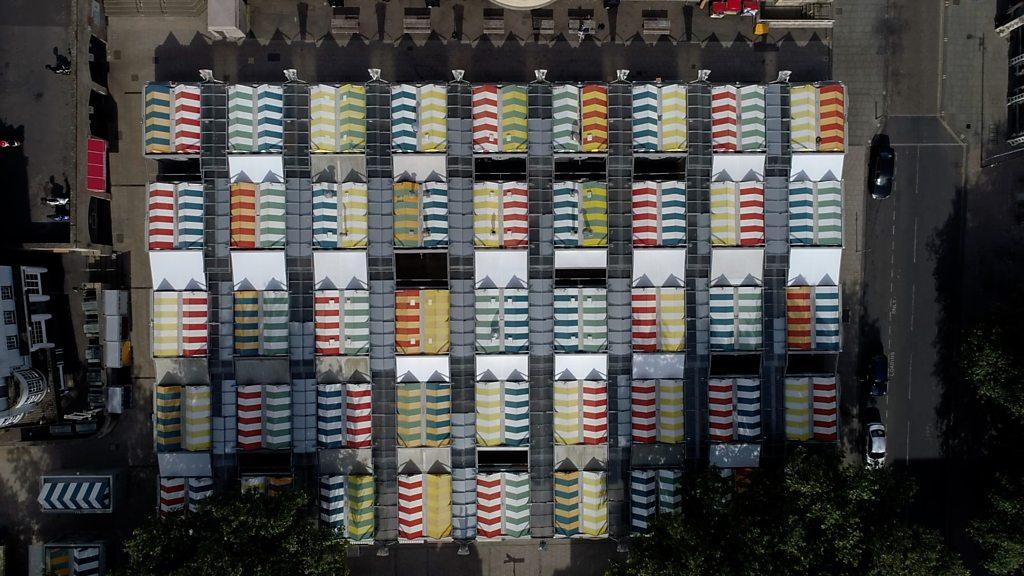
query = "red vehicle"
(711, 0, 759, 18)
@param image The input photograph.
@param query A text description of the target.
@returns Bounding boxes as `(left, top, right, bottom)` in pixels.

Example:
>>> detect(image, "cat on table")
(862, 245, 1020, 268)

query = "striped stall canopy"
(314, 290, 370, 355)
(631, 288, 685, 353)
(397, 380, 452, 448)
(316, 383, 372, 448)
(160, 476, 214, 517)
(500, 85, 528, 152)
(711, 85, 739, 152)
(319, 474, 375, 542)
(39, 476, 111, 512)
(632, 181, 686, 247)
(473, 181, 528, 248)
(391, 84, 418, 152)
(399, 473, 453, 541)
(472, 85, 500, 153)
(554, 379, 608, 445)
(630, 379, 684, 444)
(396, 289, 451, 355)
(786, 286, 841, 351)
(790, 84, 846, 152)
(312, 181, 369, 249)
(631, 84, 659, 152)
(183, 385, 212, 451)
(784, 376, 838, 441)
(476, 472, 530, 539)
(144, 83, 173, 154)
(552, 84, 581, 152)
(475, 289, 529, 354)
(152, 291, 208, 358)
(233, 291, 289, 356)
(737, 85, 766, 152)
(581, 84, 608, 153)
(46, 546, 102, 576)
(789, 181, 842, 246)
(154, 384, 182, 452)
(554, 471, 607, 538)
(147, 182, 204, 250)
(227, 84, 284, 153)
(230, 182, 286, 249)
(394, 180, 450, 248)
(45, 547, 72, 576)
(236, 384, 292, 451)
(709, 287, 762, 351)
(310, 84, 367, 153)
(553, 181, 608, 247)
(554, 288, 607, 353)
(475, 379, 529, 446)
(629, 469, 683, 533)
(172, 84, 201, 153)
(661, 84, 688, 152)
(708, 377, 762, 442)
(710, 181, 765, 246)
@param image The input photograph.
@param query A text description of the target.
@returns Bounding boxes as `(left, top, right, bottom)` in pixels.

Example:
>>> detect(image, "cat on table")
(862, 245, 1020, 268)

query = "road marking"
(905, 420, 911, 465)
(912, 217, 918, 263)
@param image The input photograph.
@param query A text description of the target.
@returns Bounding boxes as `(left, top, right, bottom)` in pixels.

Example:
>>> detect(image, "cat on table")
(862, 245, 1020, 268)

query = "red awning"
(86, 136, 107, 194)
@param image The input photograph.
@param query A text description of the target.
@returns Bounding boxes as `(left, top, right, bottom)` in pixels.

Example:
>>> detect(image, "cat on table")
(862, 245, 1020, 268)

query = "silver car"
(865, 422, 887, 467)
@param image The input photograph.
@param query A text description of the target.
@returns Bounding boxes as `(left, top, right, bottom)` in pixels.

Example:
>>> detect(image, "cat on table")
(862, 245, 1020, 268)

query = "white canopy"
(710, 248, 764, 287)
(393, 155, 446, 182)
(554, 354, 608, 381)
(476, 355, 529, 382)
(712, 154, 765, 182)
(150, 250, 206, 291)
(475, 251, 528, 289)
(396, 356, 450, 383)
(632, 354, 686, 379)
(554, 248, 607, 270)
(788, 247, 842, 287)
(231, 251, 287, 291)
(790, 153, 844, 182)
(158, 452, 213, 477)
(313, 251, 369, 290)
(228, 155, 284, 183)
(632, 249, 686, 287)
(710, 443, 761, 469)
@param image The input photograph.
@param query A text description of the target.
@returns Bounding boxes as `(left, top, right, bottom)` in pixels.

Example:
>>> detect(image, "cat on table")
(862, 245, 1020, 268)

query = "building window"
(22, 273, 41, 295)
(3, 311, 13, 325)
(6, 335, 17, 350)
(30, 321, 44, 346)
(0, 286, 11, 300)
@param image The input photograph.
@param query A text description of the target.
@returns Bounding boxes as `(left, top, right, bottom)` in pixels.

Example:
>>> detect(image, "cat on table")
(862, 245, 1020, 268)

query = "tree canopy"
(612, 449, 966, 576)
(119, 488, 348, 576)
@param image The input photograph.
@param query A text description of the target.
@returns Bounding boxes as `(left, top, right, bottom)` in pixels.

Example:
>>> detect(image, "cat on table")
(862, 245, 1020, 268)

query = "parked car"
(862, 407, 887, 467)
(869, 354, 889, 397)
(868, 134, 896, 199)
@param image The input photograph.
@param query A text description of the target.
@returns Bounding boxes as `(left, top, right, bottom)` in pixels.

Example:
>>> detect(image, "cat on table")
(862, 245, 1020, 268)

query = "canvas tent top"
(396, 356, 450, 383)
(228, 155, 284, 184)
(554, 249, 607, 270)
(632, 353, 686, 379)
(231, 251, 288, 291)
(710, 248, 764, 286)
(314, 251, 369, 290)
(712, 154, 765, 182)
(150, 251, 206, 291)
(632, 249, 686, 287)
(789, 153, 844, 182)
(157, 452, 213, 477)
(475, 251, 528, 289)
(555, 354, 608, 381)
(393, 155, 447, 181)
(788, 247, 842, 286)
(476, 355, 529, 382)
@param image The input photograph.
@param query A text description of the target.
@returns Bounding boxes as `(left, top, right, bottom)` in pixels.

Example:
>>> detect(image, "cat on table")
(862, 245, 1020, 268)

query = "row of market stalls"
(144, 78, 847, 545)
(144, 82, 846, 156)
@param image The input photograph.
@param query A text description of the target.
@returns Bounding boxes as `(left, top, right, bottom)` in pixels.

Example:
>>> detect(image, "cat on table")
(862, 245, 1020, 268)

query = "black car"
(868, 134, 895, 199)
(869, 354, 888, 397)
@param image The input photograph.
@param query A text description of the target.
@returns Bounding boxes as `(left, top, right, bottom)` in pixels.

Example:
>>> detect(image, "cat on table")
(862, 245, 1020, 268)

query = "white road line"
(912, 217, 918, 263)
(905, 420, 911, 465)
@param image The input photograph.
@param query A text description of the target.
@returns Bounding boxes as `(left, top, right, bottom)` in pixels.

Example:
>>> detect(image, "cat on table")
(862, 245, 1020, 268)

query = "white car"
(865, 422, 887, 467)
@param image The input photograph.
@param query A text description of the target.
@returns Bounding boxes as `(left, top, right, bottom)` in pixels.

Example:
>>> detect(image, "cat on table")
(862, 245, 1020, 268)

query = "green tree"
(970, 473, 1024, 576)
(962, 326, 1024, 424)
(120, 489, 348, 576)
(611, 449, 966, 576)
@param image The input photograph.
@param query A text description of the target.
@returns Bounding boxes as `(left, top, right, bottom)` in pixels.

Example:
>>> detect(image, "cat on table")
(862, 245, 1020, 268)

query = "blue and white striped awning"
(39, 476, 112, 512)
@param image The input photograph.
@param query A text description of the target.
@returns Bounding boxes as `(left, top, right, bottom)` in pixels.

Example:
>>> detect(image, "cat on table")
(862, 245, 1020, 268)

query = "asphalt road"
(861, 116, 964, 464)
